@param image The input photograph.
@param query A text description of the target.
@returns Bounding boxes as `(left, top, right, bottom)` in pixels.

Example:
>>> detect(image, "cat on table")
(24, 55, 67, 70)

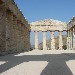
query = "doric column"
(67, 30, 70, 49)
(71, 28, 73, 48)
(43, 31, 47, 50)
(59, 31, 63, 50)
(73, 27, 75, 49)
(51, 31, 55, 50)
(6, 12, 14, 52)
(68, 30, 71, 49)
(17, 21, 21, 51)
(70, 29, 72, 49)
(13, 15, 18, 52)
(35, 31, 38, 50)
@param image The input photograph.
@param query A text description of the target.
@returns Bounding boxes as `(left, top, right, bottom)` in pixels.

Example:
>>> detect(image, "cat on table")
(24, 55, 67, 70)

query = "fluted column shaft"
(35, 31, 38, 50)
(73, 27, 75, 49)
(67, 30, 69, 49)
(68, 30, 70, 49)
(70, 29, 72, 49)
(51, 31, 55, 50)
(43, 31, 47, 50)
(59, 31, 63, 50)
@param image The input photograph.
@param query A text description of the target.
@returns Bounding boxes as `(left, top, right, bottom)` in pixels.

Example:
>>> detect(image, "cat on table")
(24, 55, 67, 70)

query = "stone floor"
(0, 50, 75, 75)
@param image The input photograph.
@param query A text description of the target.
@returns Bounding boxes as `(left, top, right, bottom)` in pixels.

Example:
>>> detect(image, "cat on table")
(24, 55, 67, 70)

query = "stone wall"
(0, 0, 30, 55)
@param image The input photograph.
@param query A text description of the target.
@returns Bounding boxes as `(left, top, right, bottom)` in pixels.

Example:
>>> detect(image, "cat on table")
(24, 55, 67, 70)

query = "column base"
(58, 48, 63, 50)
(34, 48, 38, 50)
(70, 48, 75, 50)
(51, 48, 55, 50)
(43, 48, 47, 50)
(67, 48, 70, 50)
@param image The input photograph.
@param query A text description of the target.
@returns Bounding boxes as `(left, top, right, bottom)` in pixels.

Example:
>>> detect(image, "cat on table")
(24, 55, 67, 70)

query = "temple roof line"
(30, 19, 67, 26)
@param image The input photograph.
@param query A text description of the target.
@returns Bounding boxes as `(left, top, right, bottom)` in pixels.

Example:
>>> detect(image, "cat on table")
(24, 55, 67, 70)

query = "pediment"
(30, 19, 67, 26)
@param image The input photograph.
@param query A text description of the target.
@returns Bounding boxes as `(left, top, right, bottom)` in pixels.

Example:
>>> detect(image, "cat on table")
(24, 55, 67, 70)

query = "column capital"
(58, 30, 63, 32)
(34, 31, 39, 32)
(50, 30, 55, 32)
(42, 31, 47, 32)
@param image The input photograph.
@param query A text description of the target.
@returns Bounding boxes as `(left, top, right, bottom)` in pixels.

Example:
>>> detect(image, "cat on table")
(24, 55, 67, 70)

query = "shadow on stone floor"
(0, 52, 75, 75)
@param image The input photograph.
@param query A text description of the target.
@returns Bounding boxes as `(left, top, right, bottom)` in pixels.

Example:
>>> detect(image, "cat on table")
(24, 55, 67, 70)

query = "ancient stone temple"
(30, 19, 67, 50)
(0, 0, 30, 55)
(30, 18, 75, 50)
(0, 0, 75, 55)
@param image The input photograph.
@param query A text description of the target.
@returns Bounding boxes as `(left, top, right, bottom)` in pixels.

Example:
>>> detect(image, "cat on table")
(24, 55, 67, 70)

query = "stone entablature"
(30, 19, 67, 31)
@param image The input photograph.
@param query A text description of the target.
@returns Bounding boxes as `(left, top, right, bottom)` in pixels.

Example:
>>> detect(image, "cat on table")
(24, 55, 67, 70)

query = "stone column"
(43, 31, 47, 50)
(0, 1, 6, 55)
(68, 30, 71, 49)
(71, 28, 73, 48)
(67, 30, 69, 49)
(59, 31, 63, 50)
(6, 12, 14, 53)
(35, 31, 38, 50)
(70, 29, 72, 49)
(51, 31, 55, 50)
(73, 27, 75, 49)
(13, 15, 18, 52)
(17, 21, 21, 52)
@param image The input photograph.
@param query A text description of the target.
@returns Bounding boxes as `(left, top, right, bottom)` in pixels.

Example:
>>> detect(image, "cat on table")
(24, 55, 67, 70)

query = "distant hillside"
(38, 35, 67, 50)
(30, 35, 67, 50)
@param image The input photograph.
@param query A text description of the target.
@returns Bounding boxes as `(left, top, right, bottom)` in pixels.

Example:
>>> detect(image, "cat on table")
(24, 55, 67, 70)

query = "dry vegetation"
(38, 35, 67, 50)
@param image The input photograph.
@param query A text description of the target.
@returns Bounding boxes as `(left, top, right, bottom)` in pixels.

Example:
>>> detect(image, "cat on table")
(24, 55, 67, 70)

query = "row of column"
(35, 31, 63, 50)
(67, 26, 75, 49)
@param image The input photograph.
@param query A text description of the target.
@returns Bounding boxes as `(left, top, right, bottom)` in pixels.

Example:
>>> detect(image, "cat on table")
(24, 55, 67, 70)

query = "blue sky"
(15, 0, 75, 45)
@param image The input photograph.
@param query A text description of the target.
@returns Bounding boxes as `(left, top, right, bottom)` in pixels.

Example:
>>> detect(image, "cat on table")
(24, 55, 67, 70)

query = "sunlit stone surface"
(0, 50, 75, 75)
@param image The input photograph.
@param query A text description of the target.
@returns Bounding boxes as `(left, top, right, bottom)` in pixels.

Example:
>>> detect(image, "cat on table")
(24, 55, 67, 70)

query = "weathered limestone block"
(0, 5, 6, 55)
(0, 0, 2, 4)
(67, 37, 69, 49)
(69, 30, 72, 49)
(25, 29, 30, 51)
(13, 16, 18, 52)
(51, 31, 55, 50)
(67, 30, 69, 49)
(30, 19, 67, 32)
(73, 27, 75, 49)
(21, 24, 25, 51)
(16, 21, 21, 52)
(6, 11, 15, 53)
(35, 31, 38, 50)
(43, 31, 47, 50)
(0, 0, 30, 55)
(59, 31, 63, 50)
